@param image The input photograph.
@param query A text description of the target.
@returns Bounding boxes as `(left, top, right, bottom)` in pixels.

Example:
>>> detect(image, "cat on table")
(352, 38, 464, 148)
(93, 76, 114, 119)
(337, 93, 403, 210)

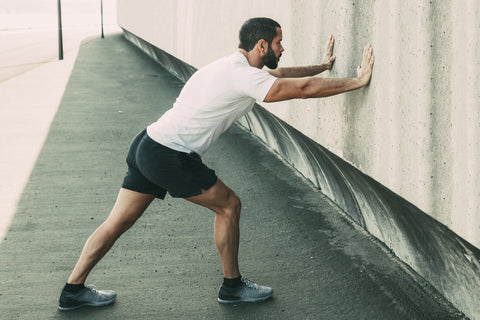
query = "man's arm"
(264, 44, 374, 102)
(268, 35, 336, 78)
(268, 64, 331, 78)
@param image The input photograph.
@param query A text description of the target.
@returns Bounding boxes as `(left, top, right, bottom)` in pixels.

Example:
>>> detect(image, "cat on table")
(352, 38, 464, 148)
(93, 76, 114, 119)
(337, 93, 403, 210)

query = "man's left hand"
(322, 35, 336, 70)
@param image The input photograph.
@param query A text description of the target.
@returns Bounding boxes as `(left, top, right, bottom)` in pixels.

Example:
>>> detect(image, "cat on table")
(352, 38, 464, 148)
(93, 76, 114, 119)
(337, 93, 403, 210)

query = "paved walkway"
(0, 33, 465, 319)
(0, 33, 81, 244)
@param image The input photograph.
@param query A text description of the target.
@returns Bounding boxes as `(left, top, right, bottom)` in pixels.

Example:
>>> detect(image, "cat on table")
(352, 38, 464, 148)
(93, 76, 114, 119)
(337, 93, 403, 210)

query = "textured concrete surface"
(0, 24, 120, 243)
(116, 1, 480, 249)
(0, 34, 465, 319)
(0, 35, 79, 243)
(120, 27, 480, 319)
(116, 2, 480, 318)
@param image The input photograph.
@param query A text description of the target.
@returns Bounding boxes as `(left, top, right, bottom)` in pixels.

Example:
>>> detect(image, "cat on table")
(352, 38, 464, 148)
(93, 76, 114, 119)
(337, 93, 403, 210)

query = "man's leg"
(67, 188, 155, 284)
(59, 188, 154, 310)
(186, 179, 241, 279)
(185, 179, 272, 303)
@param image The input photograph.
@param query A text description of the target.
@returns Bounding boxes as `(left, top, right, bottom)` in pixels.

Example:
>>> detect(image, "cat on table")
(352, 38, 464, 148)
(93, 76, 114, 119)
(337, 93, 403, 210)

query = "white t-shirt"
(146, 51, 277, 156)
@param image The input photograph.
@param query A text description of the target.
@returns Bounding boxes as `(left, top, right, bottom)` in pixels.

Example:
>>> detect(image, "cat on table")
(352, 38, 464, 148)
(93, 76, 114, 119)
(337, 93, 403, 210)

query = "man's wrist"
(318, 63, 329, 73)
(354, 77, 367, 88)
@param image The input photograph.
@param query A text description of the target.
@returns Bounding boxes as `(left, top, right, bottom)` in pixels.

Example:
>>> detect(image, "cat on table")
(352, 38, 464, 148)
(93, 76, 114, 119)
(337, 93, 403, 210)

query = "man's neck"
(238, 49, 264, 69)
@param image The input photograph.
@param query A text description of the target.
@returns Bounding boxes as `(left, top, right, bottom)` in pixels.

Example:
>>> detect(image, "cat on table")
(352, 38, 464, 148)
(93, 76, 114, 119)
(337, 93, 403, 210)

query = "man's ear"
(256, 39, 268, 55)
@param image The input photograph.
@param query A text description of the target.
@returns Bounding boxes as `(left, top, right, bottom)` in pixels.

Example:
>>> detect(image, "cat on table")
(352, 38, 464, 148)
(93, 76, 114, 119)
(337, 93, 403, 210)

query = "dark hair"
(238, 17, 281, 52)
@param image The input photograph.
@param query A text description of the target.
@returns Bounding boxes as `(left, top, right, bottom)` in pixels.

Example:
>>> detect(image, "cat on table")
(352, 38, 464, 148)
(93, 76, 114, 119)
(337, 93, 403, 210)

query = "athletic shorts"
(121, 129, 218, 199)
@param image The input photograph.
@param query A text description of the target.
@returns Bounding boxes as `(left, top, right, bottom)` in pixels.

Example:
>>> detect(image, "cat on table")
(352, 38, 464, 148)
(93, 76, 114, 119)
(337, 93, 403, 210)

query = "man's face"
(261, 27, 284, 69)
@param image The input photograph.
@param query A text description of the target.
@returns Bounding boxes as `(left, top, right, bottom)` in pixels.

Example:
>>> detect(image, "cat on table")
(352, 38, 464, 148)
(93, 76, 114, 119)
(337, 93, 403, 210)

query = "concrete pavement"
(0, 34, 80, 244)
(0, 33, 466, 319)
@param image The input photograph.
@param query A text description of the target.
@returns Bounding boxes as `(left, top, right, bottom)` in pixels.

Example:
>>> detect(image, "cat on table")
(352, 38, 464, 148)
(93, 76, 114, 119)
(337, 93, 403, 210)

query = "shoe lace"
(86, 284, 98, 293)
(241, 277, 258, 289)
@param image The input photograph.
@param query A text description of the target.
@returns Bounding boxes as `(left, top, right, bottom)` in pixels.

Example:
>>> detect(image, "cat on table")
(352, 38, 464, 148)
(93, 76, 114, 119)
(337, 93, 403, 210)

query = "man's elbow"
(273, 67, 287, 78)
(298, 89, 310, 99)
(278, 83, 310, 100)
(264, 78, 311, 102)
(298, 82, 313, 99)
(267, 68, 283, 78)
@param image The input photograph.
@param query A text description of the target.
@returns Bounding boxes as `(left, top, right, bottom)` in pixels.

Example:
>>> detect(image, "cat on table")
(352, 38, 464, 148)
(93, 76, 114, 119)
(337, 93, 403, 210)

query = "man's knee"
(103, 214, 138, 237)
(229, 194, 242, 213)
(217, 193, 241, 220)
(186, 179, 241, 219)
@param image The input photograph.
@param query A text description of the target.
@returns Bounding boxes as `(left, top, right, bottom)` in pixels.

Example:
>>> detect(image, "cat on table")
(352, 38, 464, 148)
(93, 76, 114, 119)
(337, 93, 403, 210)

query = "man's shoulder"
(192, 52, 272, 86)
(196, 52, 237, 73)
(210, 52, 245, 68)
(196, 52, 254, 78)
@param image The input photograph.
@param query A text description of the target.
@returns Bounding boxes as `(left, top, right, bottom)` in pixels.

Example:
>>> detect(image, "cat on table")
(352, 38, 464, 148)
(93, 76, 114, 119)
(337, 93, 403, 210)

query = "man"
(58, 17, 374, 310)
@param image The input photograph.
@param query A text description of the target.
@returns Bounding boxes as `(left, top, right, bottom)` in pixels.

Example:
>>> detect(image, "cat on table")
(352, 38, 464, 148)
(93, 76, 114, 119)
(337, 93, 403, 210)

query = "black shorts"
(121, 129, 218, 199)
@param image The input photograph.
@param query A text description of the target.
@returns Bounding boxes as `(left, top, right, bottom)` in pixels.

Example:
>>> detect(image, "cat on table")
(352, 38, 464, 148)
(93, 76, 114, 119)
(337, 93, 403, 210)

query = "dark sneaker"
(218, 277, 273, 304)
(58, 284, 116, 311)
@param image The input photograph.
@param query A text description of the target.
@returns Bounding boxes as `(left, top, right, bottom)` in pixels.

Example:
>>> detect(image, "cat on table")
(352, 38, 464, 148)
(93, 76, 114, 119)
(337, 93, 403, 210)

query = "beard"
(261, 46, 280, 69)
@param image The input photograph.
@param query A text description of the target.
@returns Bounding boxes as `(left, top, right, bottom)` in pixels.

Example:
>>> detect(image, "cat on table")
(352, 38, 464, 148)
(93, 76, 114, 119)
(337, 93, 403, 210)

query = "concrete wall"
(117, 0, 480, 248)
(117, 0, 480, 317)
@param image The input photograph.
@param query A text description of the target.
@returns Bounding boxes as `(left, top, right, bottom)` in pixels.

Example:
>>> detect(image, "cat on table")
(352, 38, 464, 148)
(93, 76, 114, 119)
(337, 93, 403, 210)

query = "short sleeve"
(234, 67, 278, 101)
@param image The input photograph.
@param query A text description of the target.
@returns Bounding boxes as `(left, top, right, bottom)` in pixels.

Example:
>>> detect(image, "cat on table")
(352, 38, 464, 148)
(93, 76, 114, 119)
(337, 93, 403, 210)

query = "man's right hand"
(356, 44, 374, 86)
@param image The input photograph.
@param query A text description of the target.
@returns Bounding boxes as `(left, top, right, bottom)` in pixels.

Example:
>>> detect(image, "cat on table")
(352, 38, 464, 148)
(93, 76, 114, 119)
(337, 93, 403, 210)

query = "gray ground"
(0, 34, 465, 320)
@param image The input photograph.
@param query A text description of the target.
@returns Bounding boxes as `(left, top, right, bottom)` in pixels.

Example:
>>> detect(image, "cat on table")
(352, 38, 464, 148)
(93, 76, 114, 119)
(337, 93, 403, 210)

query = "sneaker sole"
(217, 293, 272, 304)
(58, 298, 116, 311)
